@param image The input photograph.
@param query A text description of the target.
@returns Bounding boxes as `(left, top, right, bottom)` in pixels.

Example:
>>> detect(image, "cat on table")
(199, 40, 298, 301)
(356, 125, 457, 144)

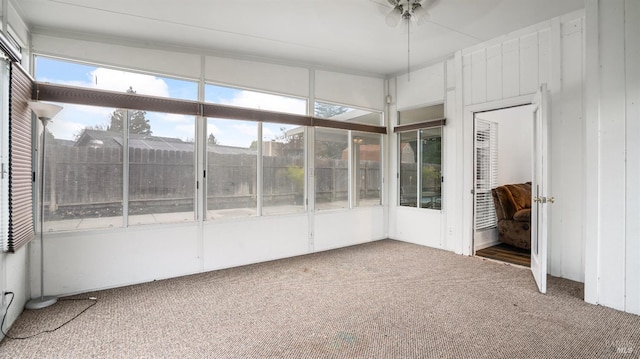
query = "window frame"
(395, 113, 445, 210)
(30, 56, 388, 231)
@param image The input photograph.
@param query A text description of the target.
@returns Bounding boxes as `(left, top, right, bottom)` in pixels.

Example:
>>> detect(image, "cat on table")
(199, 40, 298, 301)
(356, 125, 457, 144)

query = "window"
(205, 83, 307, 218)
(206, 118, 258, 219)
(127, 111, 196, 225)
(397, 104, 444, 210)
(398, 128, 442, 209)
(315, 101, 382, 125)
(315, 128, 349, 210)
(32, 57, 388, 230)
(352, 132, 382, 207)
(420, 128, 442, 209)
(35, 57, 198, 101)
(44, 103, 124, 231)
(262, 123, 305, 215)
(36, 57, 199, 231)
(206, 84, 306, 115)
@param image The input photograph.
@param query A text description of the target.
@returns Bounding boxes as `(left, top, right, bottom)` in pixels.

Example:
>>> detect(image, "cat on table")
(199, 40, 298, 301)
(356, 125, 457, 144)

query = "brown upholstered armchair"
(491, 183, 532, 250)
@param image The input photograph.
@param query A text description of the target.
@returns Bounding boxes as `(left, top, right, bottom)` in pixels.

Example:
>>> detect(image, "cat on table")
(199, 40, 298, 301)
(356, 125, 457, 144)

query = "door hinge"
(0, 163, 6, 179)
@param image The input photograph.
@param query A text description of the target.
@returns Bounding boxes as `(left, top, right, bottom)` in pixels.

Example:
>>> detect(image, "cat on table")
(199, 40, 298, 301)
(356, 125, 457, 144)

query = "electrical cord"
(1, 292, 97, 340)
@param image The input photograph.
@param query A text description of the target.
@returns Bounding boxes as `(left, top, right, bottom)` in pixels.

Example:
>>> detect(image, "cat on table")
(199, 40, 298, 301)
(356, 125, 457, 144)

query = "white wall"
(584, 0, 640, 315)
(41, 206, 387, 296)
(387, 62, 452, 251)
(458, 11, 586, 285)
(476, 105, 533, 186)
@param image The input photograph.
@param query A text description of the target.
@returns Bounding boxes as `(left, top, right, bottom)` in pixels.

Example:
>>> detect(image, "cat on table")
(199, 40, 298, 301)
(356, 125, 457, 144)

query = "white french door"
(531, 84, 551, 293)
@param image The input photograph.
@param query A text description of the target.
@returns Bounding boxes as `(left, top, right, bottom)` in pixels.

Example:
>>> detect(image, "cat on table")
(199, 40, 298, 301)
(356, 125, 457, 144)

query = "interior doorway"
(472, 104, 534, 267)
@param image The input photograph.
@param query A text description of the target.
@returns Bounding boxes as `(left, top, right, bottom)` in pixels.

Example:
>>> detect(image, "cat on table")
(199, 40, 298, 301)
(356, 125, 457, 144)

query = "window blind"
(6, 63, 34, 252)
(34, 82, 387, 135)
(475, 119, 498, 230)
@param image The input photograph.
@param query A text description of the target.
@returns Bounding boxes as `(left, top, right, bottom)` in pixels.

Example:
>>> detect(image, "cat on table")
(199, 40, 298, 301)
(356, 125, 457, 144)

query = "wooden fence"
(45, 145, 381, 218)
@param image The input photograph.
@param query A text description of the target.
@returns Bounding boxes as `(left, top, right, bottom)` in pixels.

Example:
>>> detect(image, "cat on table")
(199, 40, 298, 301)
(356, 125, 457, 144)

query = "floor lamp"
(26, 101, 62, 310)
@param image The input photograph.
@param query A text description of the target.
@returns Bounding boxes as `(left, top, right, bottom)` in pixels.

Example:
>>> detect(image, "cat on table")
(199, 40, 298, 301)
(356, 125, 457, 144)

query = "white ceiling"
(14, 0, 584, 76)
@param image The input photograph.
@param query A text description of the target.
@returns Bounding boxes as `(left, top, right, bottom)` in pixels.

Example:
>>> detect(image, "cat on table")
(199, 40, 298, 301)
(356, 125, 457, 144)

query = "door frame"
(471, 103, 534, 254)
(461, 95, 534, 257)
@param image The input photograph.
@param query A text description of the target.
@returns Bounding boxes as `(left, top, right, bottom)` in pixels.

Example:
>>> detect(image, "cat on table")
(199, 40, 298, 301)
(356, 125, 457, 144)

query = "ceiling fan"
(385, 0, 440, 27)
(383, 0, 441, 80)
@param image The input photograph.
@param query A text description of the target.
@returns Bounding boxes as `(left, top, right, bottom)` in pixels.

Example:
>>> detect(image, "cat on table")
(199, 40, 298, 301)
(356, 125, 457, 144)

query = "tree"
(108, 87, 152, 135)
(272, 127, 303, 157)
(313, 103, 350, 159)
(208, 133, 219, 145)
(314, 102, 348, 119)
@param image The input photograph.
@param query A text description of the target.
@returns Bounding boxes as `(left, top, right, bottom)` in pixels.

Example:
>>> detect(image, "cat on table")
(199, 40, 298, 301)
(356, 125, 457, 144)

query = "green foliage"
(422, 166, 441, 188)
(108, 87, 152, 135)
(286, 165, 304, 189)
(272, 127, 303, 157)
(422, 137, 441, 165)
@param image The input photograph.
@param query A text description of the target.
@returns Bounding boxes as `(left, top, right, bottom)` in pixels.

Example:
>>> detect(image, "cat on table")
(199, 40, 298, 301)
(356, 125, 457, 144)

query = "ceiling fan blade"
(422, 0, 441, 10)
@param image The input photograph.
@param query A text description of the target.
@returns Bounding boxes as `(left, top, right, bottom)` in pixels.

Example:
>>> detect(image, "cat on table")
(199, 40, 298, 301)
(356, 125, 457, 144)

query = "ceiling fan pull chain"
(407, 18, 411, 81)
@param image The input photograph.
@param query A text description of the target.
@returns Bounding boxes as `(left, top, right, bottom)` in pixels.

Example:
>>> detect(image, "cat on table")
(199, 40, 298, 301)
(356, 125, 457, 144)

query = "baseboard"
(474, 228, 499, 251)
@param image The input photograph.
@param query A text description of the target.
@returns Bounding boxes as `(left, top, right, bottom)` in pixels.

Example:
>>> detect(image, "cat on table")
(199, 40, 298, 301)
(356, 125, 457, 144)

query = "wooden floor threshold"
(475, 243, 531, 267)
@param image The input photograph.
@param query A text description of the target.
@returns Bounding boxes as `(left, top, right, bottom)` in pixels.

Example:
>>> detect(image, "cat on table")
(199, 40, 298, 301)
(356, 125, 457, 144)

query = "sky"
(35, 57, 307, 147)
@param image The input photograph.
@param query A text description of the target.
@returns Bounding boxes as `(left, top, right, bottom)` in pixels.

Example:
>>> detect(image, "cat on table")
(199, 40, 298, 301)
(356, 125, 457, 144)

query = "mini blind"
(475, 119, 498, 230)
(6, 63, 35, 252)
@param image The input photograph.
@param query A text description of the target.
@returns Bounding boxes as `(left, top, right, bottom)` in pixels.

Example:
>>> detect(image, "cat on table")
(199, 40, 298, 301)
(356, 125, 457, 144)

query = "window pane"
(399, 131, 418, 207)
(127, 111, 195, 225)
(44, 104, 124, 231)
(315, 128, 348, 211)
(206, 119, 257, 219)
(35, 57, 198, 101)
(315, 101, 382, 125)
(398, 104, 444, 125)
(353, 132, 381, 207)
(420, 127, 442, 209)
(205, 84, 307, 115)
(262, 123, 305, 215)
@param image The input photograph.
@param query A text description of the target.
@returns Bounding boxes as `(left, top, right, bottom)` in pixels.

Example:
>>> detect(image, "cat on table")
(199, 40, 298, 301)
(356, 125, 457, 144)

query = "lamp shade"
(386, 6, 403, 27)
(412, 3, 430, 25)
(28, 101, 63, 120)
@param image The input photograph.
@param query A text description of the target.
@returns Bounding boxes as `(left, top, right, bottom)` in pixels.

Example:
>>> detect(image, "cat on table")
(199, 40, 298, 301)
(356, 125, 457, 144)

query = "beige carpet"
(1, 239, 638, 358)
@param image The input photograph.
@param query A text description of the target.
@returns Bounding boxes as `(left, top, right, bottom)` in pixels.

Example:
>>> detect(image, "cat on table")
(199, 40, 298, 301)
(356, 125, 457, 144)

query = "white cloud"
(46, 67, 173, 140)
(157, 113, 192, 124)
(48, 104, 112, 140)
(208, 124, 221, 136)
(230, 123, 257, 137)
(262, 126, 278, 140)
(209, 90, 305, 147)
(221, 90, 306, 115)
(48, 119, 85, 141)
(91, 68, 169, 97)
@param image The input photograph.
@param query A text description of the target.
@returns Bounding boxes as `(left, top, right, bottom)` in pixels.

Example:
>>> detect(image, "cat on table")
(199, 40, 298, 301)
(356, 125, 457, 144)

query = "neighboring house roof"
(74, 129, 255, 155)
(53, 138, 76, 147)
(341, 144, 382, 161)
(207, 144, 256, 155)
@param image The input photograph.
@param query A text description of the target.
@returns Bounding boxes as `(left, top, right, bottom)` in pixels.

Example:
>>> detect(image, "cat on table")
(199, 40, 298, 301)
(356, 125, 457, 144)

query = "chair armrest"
(513, 208, 531, 222)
